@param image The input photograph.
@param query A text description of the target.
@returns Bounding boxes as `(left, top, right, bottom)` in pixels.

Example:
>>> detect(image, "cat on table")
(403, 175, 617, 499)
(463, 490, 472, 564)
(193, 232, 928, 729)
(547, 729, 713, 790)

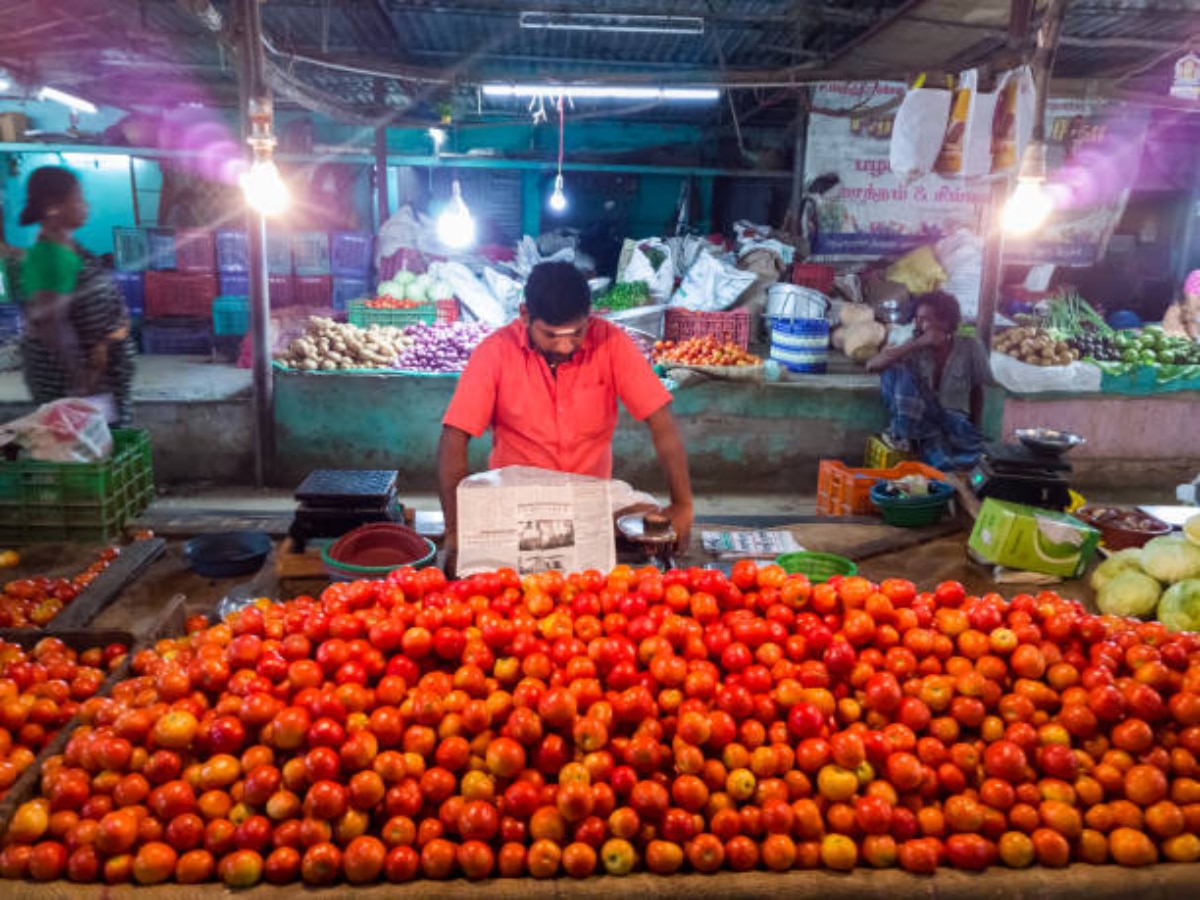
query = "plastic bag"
(935, 70, 998, 178)
(429, 261, 509, 326)
(670, 253, 757, 312)
(890, 86, 953, 183)
(990, 351, 1103, 394)
(481, 267, 525, 321)
(991, 66, 1036, 173)
(0, 397, 113, 462)
(620, 238, 676, 304)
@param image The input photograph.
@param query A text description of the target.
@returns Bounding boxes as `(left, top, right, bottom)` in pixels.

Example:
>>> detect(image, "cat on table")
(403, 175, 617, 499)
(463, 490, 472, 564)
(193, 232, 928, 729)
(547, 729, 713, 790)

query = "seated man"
(438, 261, 694, 570)
(865, 290, 992, 471)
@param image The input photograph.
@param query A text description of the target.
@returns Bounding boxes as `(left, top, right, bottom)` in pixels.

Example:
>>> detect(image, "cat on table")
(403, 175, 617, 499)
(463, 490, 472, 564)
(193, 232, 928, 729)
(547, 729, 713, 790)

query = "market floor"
(0, 354, 249, 403)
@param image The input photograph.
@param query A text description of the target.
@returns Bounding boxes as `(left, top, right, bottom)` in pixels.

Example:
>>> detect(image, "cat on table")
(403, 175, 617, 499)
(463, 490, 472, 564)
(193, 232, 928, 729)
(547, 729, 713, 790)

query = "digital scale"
(967, 429, 1083, 512)
(289, 469, 403, 551)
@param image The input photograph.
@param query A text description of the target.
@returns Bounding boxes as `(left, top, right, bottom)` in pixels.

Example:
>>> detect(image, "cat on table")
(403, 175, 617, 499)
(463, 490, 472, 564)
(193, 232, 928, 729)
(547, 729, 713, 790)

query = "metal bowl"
(1015, 427, 1085, 455)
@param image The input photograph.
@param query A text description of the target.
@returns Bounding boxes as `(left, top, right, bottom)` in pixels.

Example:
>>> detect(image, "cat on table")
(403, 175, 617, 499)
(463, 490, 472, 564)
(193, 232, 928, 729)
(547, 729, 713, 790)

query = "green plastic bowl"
(870, 479, 954, 528)
(775, 551, 858, 583)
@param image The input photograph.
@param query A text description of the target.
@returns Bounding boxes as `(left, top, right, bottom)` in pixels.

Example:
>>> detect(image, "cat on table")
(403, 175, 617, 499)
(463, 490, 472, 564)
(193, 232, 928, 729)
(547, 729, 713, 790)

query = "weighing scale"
(616, 511, 677, 571)
(289, 469, 403, 550)
(967, 429, 1083, 512)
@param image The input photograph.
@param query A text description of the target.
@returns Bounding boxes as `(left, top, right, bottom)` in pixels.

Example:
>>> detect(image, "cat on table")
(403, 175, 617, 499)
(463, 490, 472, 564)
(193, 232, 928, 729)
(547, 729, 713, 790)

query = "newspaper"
(456, 466, 617, 577)
(701, 530, 803, 557)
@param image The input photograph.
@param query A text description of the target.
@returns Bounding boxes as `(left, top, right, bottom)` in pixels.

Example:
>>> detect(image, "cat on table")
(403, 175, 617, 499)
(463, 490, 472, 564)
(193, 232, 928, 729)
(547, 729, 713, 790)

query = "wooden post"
(374, 79, 390, 229)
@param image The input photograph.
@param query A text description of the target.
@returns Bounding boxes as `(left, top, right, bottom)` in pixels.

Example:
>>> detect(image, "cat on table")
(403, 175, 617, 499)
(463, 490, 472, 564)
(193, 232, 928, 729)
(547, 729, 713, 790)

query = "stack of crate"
(114, 227, 217, 355)
(329, 232, 374, 312)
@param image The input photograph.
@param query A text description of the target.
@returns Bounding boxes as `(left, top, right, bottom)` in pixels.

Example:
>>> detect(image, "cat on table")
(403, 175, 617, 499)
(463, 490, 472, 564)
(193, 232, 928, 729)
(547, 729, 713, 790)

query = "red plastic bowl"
(1074, 505, 1172, 551)
(327, 523, 436, 569)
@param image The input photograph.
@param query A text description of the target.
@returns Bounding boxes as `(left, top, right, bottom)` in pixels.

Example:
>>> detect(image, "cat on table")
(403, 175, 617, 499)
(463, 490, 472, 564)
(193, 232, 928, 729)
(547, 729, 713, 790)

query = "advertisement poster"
(805, 82, 1148, 269)
(1004, 101, 1150, 267)
(804, 81, 990, 259)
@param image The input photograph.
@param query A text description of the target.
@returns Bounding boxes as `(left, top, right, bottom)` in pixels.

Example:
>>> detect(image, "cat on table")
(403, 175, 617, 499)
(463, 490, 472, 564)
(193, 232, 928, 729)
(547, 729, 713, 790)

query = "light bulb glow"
(437, 181, 476, 249)
(428, 127, 446, 147)
(549, 174, 567, 212)
(240, 158, 290, 216)
(1003, 177, 1054, 235)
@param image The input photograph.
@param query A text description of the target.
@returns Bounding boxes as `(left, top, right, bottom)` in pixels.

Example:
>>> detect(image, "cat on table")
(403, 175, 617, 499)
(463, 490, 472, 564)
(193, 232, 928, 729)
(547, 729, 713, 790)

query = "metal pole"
(238, 0, 275, 487)
(374, 79, 390, 228)
(977, 178, 1011, 351)
(788, 88, 809, 236)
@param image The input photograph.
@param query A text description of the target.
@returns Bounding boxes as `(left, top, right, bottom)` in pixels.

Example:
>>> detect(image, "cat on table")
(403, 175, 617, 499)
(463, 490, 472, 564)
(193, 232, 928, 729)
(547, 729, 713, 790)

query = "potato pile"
(274, 317, 414, 371)
(994, 325, 1078, 367)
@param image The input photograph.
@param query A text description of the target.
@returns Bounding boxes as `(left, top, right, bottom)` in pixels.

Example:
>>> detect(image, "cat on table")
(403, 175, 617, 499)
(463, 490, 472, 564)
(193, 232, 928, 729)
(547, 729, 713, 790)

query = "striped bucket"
(770, 317, 830, 373)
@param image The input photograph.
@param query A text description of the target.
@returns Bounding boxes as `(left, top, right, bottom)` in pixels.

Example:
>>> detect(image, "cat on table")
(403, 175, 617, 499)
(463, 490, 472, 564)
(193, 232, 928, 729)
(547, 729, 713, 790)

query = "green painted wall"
(273, 371, 888, 493)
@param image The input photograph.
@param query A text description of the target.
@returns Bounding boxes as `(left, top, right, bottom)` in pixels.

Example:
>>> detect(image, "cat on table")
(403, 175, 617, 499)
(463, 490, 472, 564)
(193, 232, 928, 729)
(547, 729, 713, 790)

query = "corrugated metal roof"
(0, 0, 1197, 124)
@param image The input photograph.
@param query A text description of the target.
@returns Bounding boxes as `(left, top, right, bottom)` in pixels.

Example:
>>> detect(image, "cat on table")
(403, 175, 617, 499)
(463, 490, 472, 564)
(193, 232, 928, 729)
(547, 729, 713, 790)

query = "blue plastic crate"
(0, 304, 21, 340)
(291, 232, 331, 276)
(216, 230, 249, 272)
(141, 318, 212, 355)
(213, 296, 249, 336)
(219, 272, 249, 297)
(112, 270, 145, 318)
(113, 226, 149, 272)
(330, 232, 374, 277)
(146, 228, 177, 270)
(332, 276, 371, 313)
(267, 230, 293, 273)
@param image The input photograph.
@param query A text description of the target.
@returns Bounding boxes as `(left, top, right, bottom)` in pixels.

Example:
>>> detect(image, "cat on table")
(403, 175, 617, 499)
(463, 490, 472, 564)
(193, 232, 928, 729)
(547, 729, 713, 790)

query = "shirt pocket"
(571, 380, 615, 442)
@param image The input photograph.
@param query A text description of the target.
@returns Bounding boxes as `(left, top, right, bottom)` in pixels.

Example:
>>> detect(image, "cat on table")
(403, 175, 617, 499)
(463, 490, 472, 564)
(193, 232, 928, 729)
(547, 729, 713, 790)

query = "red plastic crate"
(663, 308, 751, 350)
(143, 271, 218, 318)
(293, 275, 332, 307)
(791, 262, 836, 294)
(816, 459, 946, 517)
(267, 274, 294, 308)
(436, 299, 459, 323)
(174, 229, 216, 273)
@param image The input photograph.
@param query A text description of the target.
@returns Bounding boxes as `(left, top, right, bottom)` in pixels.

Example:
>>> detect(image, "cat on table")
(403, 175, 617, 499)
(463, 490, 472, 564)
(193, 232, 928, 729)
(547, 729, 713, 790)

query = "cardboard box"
(0, 113, 29, 143)
(968, 498, 1101, 578)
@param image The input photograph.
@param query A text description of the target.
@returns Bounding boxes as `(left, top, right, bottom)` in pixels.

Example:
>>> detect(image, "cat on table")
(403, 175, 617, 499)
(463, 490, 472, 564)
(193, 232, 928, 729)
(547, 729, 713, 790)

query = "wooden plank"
(49, 537, 166, 630)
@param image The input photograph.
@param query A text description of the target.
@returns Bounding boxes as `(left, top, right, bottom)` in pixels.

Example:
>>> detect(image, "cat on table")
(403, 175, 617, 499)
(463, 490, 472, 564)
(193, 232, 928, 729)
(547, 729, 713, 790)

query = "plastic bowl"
(184, 531, 272, 578)
(775, 551, 858, 583)
(870, 480, 955, 528)
(322, 523, 436, 580)
(1073, 505, 1172, 551)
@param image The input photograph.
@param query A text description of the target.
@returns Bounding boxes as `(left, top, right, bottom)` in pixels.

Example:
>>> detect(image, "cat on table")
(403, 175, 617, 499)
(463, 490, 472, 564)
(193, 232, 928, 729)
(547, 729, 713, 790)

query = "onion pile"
(393, 322, 492, 373)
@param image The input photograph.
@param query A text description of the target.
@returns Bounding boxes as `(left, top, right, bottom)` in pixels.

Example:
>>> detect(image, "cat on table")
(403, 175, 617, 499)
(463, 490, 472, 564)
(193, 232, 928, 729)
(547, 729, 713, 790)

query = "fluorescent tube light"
(482, 84, 719, 102)
(519, 12, 704, 35)
(37, 86, 97, 114)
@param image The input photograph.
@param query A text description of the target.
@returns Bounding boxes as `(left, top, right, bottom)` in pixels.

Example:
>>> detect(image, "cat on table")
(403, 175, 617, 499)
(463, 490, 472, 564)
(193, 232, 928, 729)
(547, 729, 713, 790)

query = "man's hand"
(663, 501, 694, 555)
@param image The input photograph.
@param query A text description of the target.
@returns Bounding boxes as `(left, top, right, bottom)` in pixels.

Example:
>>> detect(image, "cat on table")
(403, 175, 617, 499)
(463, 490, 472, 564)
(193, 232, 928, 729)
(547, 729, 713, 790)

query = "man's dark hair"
(524, 261, 591, 325)
(19, 166, 80, 227)
(914, 290, 962, 332)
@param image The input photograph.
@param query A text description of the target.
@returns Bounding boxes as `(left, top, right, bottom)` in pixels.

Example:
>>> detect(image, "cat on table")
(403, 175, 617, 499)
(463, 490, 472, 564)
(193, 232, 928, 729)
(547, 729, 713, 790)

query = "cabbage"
(1185, 513, 1200, 547)
(377, 280, 405, 299)
(405, 282, 428, 303)
(1089, 548, 1145, 593)
(394, 270, 417, 286)
(1157, 579, 1200, 633)
(1096, 570, 1162, 619)
(1140, 535, 1200, 584)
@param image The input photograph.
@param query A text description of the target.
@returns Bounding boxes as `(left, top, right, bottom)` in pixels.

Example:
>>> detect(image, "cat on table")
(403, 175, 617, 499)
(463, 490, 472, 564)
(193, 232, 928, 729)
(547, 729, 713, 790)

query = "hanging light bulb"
(1003, 141, 1053, 236)
(437, 179, 476, 249)
(240, 157, 290, 216)
(549, 174, 567, 213)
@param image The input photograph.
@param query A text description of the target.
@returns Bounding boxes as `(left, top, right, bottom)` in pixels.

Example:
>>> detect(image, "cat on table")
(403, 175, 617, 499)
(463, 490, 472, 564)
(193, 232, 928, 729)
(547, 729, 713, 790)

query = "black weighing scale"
(967, 428, 1084, 512)
(290, 470, 403, 550)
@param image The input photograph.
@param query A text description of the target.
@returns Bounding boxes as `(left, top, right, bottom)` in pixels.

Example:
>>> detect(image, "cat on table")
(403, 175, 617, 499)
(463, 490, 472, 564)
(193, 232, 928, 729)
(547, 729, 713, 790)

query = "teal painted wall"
(273, 371, 887, 493)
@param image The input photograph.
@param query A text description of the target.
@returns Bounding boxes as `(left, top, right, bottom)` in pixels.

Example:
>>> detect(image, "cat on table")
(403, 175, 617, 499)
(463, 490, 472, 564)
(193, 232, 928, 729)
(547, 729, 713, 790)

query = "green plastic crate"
(213, 295, 250, 336)
(347, 299, 437, 328)
(0, 429, 155, 544)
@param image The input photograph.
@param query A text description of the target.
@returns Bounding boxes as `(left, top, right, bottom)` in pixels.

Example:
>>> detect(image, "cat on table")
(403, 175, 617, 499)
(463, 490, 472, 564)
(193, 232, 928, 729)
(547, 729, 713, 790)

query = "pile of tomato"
(0, 547, 121, 629)
(3, 562, 1200, 886)
(653, 337, 761, 367)
(364, 298, 428, 310)
(0, 638, 128, 803)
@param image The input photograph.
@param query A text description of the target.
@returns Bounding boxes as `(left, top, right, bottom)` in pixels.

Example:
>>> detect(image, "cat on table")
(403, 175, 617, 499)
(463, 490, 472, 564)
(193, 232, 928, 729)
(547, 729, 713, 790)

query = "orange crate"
(663, 308, 751, 350)
(816, 459, 946, 517)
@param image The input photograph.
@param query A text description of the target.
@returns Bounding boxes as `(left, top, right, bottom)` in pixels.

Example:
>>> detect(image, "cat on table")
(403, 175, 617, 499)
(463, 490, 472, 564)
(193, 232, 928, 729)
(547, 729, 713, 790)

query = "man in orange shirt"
(438, 261, 693, 569)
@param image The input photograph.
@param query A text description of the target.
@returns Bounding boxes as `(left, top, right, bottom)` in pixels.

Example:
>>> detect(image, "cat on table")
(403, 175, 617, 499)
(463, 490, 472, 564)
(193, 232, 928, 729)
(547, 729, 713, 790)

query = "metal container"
(877, 297, 911, 324)
(767, 283, 829, 321)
